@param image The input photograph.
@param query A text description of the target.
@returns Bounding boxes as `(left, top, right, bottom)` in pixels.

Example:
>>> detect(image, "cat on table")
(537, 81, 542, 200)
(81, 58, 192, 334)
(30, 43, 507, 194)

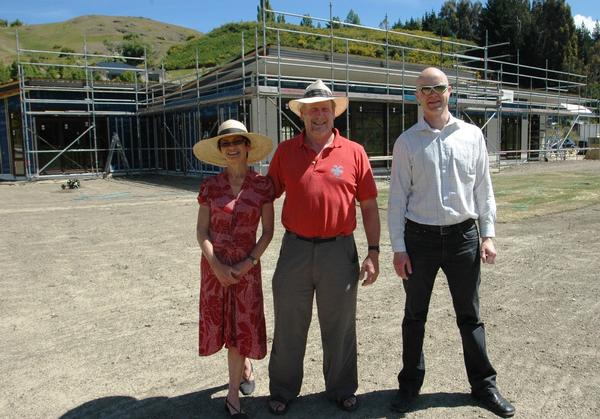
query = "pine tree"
(257, 0, 275, 23)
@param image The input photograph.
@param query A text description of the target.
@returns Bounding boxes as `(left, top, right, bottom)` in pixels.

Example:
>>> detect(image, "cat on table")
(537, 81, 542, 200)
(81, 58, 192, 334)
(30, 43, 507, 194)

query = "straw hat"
(288, 79, 349, 118)
(193, 120, 273, 167)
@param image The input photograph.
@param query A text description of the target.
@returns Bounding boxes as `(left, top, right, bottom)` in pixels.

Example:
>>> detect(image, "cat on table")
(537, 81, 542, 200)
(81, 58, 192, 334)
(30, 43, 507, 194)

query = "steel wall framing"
(16, 32, 154, 179)
(11, 5, 600, 179)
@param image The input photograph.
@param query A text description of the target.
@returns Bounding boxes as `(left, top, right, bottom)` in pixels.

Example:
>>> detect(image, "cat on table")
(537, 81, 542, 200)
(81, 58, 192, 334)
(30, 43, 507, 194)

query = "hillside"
(164, 21, 469, 71)
(0, 15, 202, 65)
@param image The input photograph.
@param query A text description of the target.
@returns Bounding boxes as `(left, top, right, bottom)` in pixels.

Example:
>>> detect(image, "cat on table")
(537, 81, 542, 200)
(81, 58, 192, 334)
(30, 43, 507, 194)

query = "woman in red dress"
(193, 120, 274, 418)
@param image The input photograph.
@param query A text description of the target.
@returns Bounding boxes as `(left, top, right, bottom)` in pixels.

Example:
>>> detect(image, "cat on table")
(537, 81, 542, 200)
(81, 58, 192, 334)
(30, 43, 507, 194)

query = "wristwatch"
(368, 245, 380, 253)
(247, 255, 258, 266)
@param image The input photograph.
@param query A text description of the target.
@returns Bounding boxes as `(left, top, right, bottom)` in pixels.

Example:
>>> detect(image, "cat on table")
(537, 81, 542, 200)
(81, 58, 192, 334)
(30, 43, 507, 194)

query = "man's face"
(416, 71, 451, 119)
(300, 101, 335, 142)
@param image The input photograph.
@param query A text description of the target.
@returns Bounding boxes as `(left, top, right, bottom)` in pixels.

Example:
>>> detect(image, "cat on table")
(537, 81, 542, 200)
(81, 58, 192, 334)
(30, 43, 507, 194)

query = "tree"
(405, 18, 422, 31)
(327, 16, 342, 29)
(345, 9, 361, 25)
(593, 21, 600, 42)
(276, 13, 286, 24)
(300, 14, 313, 28)
(121, 34, 150, 65)
(10, 19, 23, 27)
(455, 0, 482, 41)
(10, 60, 18, 80)
(527, 0, 578, 72)
(421, 10, 442, 33)
(0, 19, 8, 28)
(439, 0, 459, 36)
(257, 0, 275, 23)
(479, 0, 530, 61)
(576, 25, 593, 68)
(0, 61, 11, 83)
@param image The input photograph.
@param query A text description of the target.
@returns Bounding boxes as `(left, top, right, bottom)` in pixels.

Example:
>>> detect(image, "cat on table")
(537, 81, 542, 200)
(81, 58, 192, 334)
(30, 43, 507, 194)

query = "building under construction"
(1, 5, 599, 180)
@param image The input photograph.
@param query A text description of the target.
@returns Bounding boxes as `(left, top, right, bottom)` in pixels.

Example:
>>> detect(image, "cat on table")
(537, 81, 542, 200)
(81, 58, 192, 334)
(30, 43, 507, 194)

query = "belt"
(285, 230, 344, 243)
(406, 218, 475, 235)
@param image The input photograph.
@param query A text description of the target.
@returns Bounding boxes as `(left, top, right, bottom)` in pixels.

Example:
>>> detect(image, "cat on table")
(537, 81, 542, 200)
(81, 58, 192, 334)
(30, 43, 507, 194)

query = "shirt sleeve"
(473, 130, 496, 237)
(387, 136, 411, 252)
(355, 146, 378, 202)
(267, 145, 285, 199)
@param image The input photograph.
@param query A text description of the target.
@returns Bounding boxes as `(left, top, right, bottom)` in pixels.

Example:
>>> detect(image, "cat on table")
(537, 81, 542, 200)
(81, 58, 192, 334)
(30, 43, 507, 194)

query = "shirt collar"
(299, 128, 342, 149)
(417, 114, 459, 132)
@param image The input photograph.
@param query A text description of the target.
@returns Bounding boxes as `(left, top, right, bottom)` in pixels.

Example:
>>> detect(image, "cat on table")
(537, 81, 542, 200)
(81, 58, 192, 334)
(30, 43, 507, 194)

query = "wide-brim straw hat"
(193, 119, 273, 167)
(289, 79, 348, 118)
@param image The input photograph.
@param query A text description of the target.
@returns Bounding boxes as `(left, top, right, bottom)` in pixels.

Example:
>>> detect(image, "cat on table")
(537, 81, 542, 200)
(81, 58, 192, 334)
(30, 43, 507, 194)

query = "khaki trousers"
(268, 231, 360, 401)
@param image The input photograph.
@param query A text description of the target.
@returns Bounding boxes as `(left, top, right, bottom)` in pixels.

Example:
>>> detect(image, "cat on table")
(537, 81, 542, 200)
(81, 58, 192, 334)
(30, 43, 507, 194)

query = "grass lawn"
(376, 169, 600, 223)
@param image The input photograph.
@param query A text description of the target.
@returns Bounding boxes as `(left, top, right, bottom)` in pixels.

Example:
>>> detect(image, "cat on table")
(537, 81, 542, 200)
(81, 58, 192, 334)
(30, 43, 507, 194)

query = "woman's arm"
(232, 201, 275, 275)
(196, 204, 238, 287)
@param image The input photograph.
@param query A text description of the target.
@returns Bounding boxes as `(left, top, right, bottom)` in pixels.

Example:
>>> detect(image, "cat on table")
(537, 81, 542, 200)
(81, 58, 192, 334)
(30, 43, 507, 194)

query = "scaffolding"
(8, 3, 600, 180)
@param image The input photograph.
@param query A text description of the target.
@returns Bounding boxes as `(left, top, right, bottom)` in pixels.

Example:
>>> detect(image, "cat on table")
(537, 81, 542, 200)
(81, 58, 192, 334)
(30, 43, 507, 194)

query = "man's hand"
(480, 237, 497, 264)
(393, 251, 412, 280)
(359, 251, 379, 286)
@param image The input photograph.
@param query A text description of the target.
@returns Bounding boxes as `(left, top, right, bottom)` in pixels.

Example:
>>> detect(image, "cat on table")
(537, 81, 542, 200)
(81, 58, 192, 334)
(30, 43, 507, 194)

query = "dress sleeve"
(258, 175, 275, 206)
(197, 180, 210, 206)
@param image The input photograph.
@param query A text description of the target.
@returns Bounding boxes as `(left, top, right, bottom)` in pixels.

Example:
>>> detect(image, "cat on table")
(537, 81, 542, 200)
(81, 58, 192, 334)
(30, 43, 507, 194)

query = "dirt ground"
(1, 161, 599, 419)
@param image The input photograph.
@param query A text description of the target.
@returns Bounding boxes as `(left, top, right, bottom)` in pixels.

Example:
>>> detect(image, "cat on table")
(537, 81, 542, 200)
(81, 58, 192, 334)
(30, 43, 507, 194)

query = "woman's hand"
(212, 261, 240, 287)
(232, 258, 253, 278)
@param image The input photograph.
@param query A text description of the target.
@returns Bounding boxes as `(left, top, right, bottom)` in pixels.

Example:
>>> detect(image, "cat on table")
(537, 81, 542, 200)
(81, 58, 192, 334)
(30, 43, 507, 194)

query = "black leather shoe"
(472, 388, 515, 418)
(390, 390, 418, 413)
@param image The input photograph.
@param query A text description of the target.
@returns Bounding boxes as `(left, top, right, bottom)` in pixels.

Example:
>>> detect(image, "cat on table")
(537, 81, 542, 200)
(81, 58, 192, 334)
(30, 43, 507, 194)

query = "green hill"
(164, 21, 472, 71)
(0, 15, 202, 65)
(0, 16, 471, 81)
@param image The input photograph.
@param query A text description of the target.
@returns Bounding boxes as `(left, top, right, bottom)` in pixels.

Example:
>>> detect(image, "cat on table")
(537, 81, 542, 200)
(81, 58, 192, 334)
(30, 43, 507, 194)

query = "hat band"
(218, 127, 248, 136)
(304, 88, 333, 99)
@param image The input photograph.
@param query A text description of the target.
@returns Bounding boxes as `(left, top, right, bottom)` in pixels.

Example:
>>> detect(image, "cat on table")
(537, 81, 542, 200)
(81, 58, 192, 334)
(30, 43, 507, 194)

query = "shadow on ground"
(111, 174, 205, 193)
(59, 387, 478, 419)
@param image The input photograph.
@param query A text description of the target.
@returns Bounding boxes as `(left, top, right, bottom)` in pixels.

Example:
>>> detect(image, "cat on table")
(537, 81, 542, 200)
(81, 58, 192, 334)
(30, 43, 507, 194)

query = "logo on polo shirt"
(331, 165, 344, 177)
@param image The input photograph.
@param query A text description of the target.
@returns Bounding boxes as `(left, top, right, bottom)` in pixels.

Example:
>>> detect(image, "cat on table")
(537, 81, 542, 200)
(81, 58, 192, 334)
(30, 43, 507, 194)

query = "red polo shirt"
(268, 129, 377, 238)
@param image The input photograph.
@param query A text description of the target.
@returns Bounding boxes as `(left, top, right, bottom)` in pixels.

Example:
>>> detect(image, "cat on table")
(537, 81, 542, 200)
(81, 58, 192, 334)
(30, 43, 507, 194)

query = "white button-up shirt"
(388, 115, 496, 252)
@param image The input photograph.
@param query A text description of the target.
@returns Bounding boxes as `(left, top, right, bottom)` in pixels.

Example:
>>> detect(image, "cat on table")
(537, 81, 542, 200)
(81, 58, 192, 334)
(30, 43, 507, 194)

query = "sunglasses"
(218, 138, 248, 149)
(418, 84, 449, 95)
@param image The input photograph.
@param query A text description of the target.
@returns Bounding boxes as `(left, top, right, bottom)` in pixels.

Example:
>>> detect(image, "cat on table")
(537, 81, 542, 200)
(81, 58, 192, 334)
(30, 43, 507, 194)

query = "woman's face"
(218, 135, 250, 164)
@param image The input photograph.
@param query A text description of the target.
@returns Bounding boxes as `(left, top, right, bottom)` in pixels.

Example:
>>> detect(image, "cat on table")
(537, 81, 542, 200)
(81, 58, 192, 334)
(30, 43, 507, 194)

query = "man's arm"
(359, 198, 380, 286)
(473, 129, 497, 264)
(388, 137, 413, 279)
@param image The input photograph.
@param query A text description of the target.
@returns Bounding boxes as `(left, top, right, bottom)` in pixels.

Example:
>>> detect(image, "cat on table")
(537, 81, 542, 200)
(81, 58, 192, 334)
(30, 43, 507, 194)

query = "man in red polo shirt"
(267, 79, 380, 415)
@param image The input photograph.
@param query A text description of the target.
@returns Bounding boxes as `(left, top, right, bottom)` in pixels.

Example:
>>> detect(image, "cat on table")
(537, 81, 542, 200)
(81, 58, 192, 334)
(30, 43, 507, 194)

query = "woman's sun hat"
(288, 79, 349, 118)
(192, 119, 273, 167)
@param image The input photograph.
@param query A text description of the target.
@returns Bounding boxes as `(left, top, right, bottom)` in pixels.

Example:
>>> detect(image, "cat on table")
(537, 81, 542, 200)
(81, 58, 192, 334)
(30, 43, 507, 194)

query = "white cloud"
(573, 14, 598, 32)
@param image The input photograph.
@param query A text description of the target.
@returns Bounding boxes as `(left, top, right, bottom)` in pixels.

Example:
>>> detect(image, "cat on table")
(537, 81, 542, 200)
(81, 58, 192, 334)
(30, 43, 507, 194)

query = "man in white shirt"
(387, 67, 515, 418)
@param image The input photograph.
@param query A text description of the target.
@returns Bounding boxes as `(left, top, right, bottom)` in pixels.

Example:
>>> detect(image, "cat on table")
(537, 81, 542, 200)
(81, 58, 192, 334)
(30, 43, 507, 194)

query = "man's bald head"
(416, 67, 449, 87)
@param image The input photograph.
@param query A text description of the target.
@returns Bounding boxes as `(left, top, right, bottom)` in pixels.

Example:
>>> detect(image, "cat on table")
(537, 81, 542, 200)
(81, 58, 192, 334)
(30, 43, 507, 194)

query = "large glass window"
(501, 114, 521, 158)
(389, 103, 418, 153)
(349, 101, 385, 157)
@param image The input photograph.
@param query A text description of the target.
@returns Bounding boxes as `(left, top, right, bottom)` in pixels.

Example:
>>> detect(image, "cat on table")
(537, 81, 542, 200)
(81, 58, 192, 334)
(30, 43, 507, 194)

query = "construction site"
(1, 4, 599, 180)
(2, 5, 600, 419)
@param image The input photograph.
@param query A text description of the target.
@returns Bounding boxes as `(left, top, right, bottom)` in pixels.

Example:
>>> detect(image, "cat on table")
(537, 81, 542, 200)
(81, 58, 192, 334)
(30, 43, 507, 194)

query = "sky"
(2, 0, 599, 33)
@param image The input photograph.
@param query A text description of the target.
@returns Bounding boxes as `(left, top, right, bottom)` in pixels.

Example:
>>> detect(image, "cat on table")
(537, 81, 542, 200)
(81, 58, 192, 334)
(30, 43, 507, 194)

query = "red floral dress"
(197, 170, 273, 359)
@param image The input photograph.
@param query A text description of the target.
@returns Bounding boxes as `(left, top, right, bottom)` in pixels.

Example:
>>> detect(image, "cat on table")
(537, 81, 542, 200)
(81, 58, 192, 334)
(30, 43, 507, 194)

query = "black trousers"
(398, 219, 497, 396)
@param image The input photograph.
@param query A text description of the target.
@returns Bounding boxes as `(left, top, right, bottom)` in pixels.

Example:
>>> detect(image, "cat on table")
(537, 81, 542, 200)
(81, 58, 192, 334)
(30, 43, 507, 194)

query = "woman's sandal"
(336, 394, 359, 412)
(224, 397, 249, 418)
(239, 361, 256, 396)
(267, 395, 290, 416)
